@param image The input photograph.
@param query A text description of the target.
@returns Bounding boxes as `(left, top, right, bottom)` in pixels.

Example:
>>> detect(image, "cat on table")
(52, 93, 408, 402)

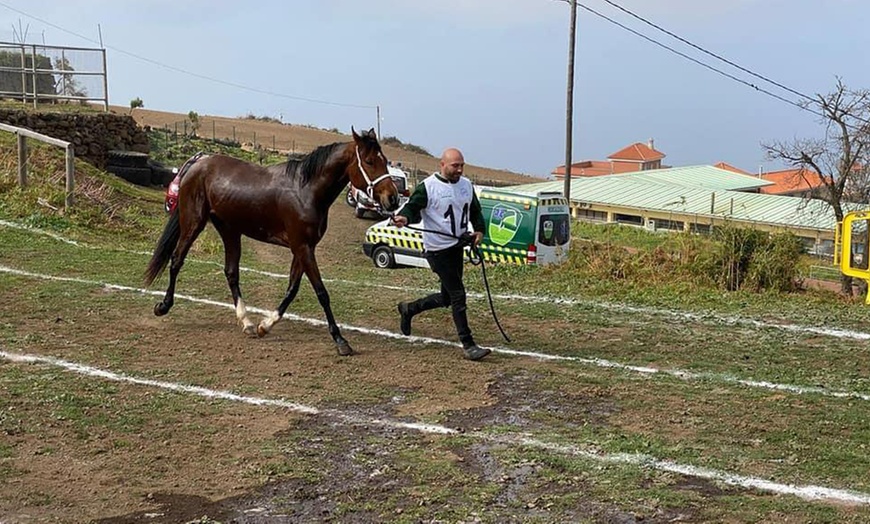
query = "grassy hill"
(113, 106, 544, 187)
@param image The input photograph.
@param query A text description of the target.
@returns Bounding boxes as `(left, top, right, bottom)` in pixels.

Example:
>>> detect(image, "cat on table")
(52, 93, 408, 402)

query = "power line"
(573, 1, 870, 133)
(599, 0, 815, 104)
(0, 1, 377, 110)
(563, 1, 833, 122)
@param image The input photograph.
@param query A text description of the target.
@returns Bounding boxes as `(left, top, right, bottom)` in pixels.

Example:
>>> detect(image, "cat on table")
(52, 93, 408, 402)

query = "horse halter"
(355, 146, 392, 198)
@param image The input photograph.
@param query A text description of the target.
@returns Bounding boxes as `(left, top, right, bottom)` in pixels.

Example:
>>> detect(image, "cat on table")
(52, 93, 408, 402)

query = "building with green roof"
(506, 165, 857, 255)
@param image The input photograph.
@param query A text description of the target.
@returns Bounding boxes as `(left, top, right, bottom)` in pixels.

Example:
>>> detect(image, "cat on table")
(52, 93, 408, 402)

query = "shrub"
(561, 223, 802, 295)
(711, 225, 768, 291)
(745, 231, 804, 292)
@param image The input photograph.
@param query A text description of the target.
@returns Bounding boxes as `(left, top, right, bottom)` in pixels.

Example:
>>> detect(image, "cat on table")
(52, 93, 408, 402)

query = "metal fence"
(0, 41, 108, 110)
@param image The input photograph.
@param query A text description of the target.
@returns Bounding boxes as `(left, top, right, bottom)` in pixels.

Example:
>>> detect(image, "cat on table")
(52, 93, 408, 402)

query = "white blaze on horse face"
(236, 297, 256, 334)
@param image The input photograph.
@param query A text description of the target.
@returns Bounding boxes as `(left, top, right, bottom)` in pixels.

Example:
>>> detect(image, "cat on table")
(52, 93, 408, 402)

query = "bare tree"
(763, 78, 870, 295)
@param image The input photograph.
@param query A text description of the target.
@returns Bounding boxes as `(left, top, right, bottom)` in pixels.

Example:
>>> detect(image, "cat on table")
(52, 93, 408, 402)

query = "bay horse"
(143, 127, 399, 356)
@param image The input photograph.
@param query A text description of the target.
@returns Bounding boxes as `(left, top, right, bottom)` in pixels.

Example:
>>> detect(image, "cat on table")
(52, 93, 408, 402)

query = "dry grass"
(115, 106, 542, 186)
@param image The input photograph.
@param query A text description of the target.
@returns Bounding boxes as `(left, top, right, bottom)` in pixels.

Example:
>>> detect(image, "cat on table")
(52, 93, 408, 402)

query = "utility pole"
(376, 105, 381, 138)
(563, 0, 577, 200)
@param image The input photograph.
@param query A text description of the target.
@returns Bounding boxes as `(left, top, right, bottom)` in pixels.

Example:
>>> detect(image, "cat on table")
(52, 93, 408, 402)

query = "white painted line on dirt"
(511, 295, 870, 342)
(2, 263, 870, 404)
(481, 434, 870, 506)
(2, 348, 868, 506)
(0, 350, 452, 434)
(3, 218, 868, 342)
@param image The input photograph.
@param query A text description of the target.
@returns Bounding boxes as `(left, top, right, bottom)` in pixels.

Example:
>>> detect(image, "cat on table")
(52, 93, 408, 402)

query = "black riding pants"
(410, 243, 474, 347)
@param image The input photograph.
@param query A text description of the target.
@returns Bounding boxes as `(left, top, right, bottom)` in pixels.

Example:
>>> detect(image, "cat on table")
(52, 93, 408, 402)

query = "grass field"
(2, 134, 870, 523)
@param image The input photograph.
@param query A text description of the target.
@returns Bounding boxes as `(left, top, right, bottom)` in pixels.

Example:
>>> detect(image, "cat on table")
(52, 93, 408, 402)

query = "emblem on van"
(489, 204, 522, 246)
(542, 219, 554, 241)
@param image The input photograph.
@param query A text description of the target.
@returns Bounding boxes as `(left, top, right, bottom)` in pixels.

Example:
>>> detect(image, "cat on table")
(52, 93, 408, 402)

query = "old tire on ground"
(372, 245, 395, 269)
(354, 206, 366, 219)
(148, 161, 177, 187)
(107, 150, 149, 168)
(150, 167, 176, 187)
(345, 188, 357, 207)
(107, 166, 153, 187)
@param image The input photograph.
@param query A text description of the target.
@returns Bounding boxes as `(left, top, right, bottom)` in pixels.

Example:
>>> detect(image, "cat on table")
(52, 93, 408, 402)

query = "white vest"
(421, 174, 474, 252)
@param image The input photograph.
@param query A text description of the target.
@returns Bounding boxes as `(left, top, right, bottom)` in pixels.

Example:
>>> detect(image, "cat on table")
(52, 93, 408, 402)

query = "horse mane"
(285, 134, 383, 185)
(285, 142, 344, 184)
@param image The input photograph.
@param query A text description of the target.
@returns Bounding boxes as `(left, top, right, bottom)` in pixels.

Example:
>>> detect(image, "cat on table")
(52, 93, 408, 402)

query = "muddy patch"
(442, 369, 619, 432)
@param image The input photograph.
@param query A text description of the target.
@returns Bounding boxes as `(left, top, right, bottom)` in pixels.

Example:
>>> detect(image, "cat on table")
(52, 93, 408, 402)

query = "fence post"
(232, 126, 236, 142)
(17, 132, 27, 187)
(65, 145, 75, 209)
(30, 45, 37, 109)
(253, 131, 257, 149)
(101, 48, 109, 111)
(212, 120, 216, 141)
(272, 135, 276, 151)
(19, 45, 26, 105)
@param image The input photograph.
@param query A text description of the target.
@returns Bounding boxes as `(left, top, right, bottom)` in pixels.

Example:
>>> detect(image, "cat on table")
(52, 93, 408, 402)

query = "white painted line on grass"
(2, 264, 870, 404)
(3, 218, 868, 341)
(0, 219, 151, 255)
(2, 348, 868, 506)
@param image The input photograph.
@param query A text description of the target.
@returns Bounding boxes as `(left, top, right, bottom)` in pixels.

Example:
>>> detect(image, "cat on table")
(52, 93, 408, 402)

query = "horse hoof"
(336, 342, 354, 356)
(154, 302, 170, 316)
(256, 324, 268, 338)
(243, 324, 257, 337)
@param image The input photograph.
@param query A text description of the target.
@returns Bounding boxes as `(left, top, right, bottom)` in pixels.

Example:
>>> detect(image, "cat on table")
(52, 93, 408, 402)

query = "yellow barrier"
(836, 211, 870, 303)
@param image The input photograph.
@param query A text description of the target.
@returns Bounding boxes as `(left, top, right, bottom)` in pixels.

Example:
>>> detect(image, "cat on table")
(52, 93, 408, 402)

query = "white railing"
(0, 122, 75, 209)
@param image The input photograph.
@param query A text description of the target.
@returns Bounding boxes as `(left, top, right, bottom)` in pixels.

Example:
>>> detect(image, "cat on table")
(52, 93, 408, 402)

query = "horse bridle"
(355, 146, 393, 199)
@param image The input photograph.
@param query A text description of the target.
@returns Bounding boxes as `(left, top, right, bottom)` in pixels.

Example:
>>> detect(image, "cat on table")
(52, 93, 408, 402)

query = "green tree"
(187, 110, 200, 137)
(0, 50, 53, 100)
(130, 97, 144, 110)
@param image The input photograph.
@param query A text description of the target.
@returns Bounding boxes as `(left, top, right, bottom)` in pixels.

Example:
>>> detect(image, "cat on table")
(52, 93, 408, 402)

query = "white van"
(345, 165, 410, 219)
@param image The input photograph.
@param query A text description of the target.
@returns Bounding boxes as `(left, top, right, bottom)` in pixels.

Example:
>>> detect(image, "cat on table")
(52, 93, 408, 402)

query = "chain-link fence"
(0, 41, 107, 109)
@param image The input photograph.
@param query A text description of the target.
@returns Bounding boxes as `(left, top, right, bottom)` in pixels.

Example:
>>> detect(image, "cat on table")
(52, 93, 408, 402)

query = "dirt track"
(4, 197, 870, 522)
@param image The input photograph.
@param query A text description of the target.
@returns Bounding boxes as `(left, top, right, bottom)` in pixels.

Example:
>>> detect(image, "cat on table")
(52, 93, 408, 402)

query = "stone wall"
(0, 109, 149, 168)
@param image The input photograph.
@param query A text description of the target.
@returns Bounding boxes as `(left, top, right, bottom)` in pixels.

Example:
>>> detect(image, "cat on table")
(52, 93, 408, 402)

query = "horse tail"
(143, 152, 205, 286)
(144, 208, 181, 286)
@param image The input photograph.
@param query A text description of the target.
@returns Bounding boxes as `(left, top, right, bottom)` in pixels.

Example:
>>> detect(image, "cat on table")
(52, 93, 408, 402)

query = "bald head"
(440, 148, 465, 182)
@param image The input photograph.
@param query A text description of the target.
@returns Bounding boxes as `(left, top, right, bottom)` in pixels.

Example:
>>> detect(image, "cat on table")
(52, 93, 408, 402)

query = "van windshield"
(538, 214, 570, 246)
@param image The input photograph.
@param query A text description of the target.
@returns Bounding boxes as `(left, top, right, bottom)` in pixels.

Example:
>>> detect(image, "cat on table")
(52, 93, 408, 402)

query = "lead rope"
(396, 220, 511, 343)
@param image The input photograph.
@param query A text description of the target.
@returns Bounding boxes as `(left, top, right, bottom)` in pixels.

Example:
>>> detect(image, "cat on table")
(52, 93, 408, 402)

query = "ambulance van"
(363, 188, 571, 269)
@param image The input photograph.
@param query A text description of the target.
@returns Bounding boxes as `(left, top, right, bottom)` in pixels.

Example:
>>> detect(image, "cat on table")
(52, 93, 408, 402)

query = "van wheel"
(355, 207, 366, 219)
(345, 188, 357, 207)
(372, 246, 395, 269)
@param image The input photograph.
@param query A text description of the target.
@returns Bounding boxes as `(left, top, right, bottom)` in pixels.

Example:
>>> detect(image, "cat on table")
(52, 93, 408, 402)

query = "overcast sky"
(2, 0, 868, 178)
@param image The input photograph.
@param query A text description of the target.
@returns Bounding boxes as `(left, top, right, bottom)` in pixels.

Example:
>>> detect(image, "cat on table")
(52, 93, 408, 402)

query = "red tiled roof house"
(553, 139, 665, 179)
